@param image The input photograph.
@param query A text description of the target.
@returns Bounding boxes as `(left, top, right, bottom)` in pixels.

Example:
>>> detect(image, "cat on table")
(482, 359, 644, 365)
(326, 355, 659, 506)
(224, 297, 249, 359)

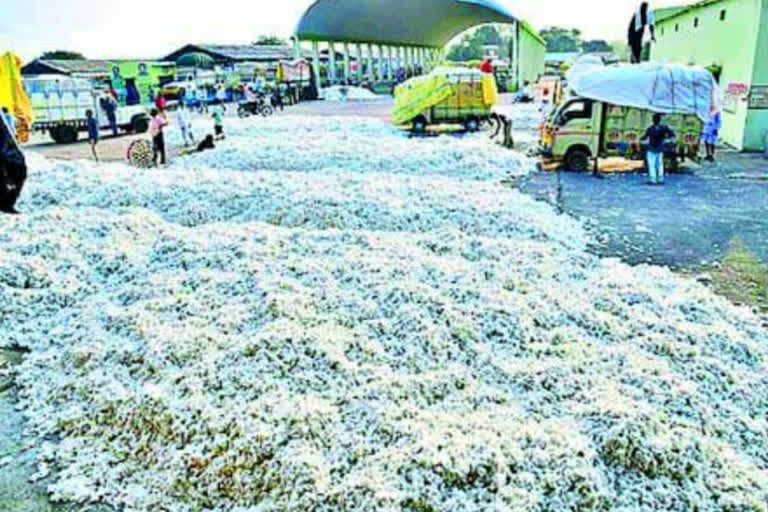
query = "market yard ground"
(2, 101, 768, 511)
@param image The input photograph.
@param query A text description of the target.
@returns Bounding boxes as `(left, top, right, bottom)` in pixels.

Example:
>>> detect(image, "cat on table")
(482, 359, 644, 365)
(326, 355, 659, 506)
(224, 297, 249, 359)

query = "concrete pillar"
(378, 44, 386, 81)
(293, 37, 301, 61)
(343, 43, 351, 84)
(403, 46, 410, 75)
(328, 41, 337, 84)
(387, 46, 394, 81)
(366, 43, 374, 80)
(312, 40, 322, 93)
(356, 43, 364, 83)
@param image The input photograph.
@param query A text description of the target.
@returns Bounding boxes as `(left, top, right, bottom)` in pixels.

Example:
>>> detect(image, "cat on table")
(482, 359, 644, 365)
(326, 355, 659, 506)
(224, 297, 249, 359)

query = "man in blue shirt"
(641, 113, 675, 185)
(86, 109, 100, 162)
(102, 96, 118, 137)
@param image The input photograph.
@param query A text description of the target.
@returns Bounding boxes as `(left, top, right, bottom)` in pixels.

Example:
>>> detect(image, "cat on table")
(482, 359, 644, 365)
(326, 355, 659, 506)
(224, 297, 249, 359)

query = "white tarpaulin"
(569, 63, 721, 122)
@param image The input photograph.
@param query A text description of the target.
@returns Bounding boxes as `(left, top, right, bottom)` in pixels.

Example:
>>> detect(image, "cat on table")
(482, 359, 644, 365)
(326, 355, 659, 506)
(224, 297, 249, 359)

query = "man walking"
(628, 2, 656, 64)
(641, 113, 675, 185)
(86, 109, 100, 162)
(702, 108, 722, 162)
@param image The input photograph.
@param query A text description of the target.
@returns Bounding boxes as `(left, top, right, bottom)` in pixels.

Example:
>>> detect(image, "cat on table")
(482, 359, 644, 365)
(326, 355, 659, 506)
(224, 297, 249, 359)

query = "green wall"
(744, 0, 767, 151)
(652, 0, 764, 150)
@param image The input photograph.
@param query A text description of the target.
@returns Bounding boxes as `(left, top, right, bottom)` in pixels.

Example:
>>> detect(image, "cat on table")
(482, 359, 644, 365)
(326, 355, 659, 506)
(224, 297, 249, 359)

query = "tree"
(539, 27, 582, 53)
(445, 25, 502, 62)
(582, 40, 613, 53)
(39, 50, 86, 60)
(253, 36, 287, 46)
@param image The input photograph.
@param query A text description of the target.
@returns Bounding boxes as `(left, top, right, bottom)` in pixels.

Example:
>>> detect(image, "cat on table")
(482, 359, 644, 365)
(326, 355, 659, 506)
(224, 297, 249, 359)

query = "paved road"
(519, 161, 768, 268)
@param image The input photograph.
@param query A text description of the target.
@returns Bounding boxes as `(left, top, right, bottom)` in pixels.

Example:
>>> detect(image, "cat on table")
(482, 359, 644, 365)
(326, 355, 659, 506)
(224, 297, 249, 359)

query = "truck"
(540, 98, 703, 171)
(393, 67, 498, 133)
(540, 63, 719, 171)
(24, 75, 149, 144)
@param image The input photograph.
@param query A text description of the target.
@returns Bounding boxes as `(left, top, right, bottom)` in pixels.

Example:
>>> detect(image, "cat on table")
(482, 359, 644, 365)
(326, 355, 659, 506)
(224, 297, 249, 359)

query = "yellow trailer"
(0, 52, 34, 142)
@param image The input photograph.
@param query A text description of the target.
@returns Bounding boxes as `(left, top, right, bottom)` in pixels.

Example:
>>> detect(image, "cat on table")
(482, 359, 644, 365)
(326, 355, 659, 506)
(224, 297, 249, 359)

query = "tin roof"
(295, 0, 518, 48)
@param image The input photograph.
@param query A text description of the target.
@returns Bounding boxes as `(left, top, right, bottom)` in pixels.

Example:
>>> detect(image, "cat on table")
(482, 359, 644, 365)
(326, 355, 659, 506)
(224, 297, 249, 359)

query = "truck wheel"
(464, 116, 480, 132)
(565, 148, 591, 172)
(132, 116, 150, 134)
(55, 125, 78, 144)
(412, 115, 428, 134)
(49, 128, 63, 144)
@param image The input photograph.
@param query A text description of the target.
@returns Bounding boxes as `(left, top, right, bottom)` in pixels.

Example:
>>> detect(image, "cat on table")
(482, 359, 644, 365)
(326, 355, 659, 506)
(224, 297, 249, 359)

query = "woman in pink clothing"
(150, 108, 169, 166)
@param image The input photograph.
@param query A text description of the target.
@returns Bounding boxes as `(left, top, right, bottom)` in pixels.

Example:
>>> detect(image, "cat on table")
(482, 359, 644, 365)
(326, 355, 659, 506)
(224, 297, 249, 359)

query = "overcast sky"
(1, 0, 684, 62)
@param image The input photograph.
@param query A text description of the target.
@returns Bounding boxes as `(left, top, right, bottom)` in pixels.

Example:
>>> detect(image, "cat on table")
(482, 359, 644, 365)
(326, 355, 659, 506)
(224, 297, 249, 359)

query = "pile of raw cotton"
(322, 86, 381, 102)
(1, 115, 767, 512)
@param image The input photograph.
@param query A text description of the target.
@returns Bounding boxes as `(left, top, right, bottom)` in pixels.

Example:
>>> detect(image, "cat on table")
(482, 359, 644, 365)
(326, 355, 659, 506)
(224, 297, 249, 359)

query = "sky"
(1, 0, 686, 62)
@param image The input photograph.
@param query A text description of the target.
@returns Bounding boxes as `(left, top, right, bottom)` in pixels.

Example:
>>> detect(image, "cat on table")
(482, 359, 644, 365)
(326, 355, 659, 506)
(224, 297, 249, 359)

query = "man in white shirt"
(174, 102, 195, 147)
(628, 2, 656, 64)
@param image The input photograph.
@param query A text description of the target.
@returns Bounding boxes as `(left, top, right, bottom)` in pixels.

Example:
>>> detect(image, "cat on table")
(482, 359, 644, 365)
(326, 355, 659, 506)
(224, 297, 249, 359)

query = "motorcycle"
(237, 95, 275, 118)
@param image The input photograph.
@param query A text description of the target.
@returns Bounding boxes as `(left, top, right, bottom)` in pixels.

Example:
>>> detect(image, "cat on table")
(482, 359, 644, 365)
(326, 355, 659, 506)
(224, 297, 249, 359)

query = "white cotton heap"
(1, 116, 767, 512)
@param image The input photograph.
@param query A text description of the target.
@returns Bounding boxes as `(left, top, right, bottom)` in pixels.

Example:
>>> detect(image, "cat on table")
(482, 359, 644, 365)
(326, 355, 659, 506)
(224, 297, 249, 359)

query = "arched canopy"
(295, 0, 517, 48)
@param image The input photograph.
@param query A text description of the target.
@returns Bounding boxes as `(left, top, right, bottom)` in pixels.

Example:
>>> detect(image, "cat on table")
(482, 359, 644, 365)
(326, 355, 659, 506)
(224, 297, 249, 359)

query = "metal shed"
(292, 0, 524, 87)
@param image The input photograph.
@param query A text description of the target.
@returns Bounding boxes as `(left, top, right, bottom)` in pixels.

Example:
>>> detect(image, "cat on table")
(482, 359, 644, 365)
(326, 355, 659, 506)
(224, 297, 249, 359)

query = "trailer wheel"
(52, 125, 78, 144)
(131, 116, 149, 134)
(464, 116, 480, 132)
(412, 115, 427, 134)
(565, 147, 591, 172)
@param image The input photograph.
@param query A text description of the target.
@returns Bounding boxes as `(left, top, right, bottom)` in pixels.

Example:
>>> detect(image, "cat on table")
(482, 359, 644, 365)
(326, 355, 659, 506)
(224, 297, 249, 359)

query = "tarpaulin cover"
(569, 63, 721, 122)
(393, 67, 498, 125)
(0, 52, 34, 141)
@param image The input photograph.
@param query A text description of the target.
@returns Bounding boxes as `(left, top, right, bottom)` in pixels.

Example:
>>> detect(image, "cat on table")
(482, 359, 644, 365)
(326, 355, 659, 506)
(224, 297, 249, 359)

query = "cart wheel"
(260, 105, 275, 117)
(412, 115, 428, 134)
(464, 116, 480, 132)
(565, 147, 591, 172)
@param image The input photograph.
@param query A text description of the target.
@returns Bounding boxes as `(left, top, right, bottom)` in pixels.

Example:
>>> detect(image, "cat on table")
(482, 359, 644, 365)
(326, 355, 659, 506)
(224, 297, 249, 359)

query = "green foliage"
(39, 50, 86, 60)
(254, 35, 287, 46)
(446, 25, 503, 62)
(540, 27, 582, 52)
(582, 40, 613, 53)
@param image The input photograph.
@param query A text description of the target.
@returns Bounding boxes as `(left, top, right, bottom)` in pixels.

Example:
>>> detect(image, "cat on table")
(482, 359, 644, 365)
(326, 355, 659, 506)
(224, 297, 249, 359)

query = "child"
(86, 109, 99, 162)
(702, 108, 722, 162)
(150, 108, 169, 167)
(175, 102, 195, 147)
(641, 113, 676, 185)
(212, 100, 225, 141)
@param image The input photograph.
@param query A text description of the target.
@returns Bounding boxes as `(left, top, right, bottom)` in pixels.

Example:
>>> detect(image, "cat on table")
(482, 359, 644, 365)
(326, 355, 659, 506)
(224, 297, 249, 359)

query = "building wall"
(744, 0, 768, 151)
(652, 0, 762, 150)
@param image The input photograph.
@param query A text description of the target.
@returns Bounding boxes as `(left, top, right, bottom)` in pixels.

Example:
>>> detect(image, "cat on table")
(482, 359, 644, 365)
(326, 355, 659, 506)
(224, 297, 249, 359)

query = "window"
(720, 9, 727, 20)
(694, 17, 699, 27)
(675, 23, 679, 32)
(558, 100, 594, 126)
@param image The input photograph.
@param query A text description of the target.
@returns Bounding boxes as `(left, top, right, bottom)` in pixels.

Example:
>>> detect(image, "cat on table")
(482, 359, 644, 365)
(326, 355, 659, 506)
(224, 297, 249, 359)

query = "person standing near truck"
(701, 108, 722, 162)
(641, 113, 675, 185)
(102, 96, 119, 137)
(212, 100, 225, 141)
(175, 102, 195, 148)
(628, 2, 656, 64)
(86, 109, 100, 162)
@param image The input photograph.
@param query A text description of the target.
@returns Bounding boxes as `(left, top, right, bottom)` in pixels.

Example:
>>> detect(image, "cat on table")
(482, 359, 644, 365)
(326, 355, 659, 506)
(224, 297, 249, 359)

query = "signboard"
(749, 85, 768, 110)
(279, 60, 311, 83)
(724, 82, 749, 113)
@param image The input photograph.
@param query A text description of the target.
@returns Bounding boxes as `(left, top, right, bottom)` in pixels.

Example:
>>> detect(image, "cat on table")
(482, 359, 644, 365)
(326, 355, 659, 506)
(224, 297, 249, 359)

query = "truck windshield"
(556, 99, 594, 126)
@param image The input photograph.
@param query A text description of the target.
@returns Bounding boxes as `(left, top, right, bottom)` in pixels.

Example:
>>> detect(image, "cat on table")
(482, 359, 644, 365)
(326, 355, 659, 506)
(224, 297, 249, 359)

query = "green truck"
(540, 97, 703, 171)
